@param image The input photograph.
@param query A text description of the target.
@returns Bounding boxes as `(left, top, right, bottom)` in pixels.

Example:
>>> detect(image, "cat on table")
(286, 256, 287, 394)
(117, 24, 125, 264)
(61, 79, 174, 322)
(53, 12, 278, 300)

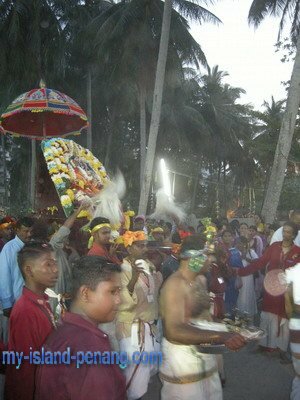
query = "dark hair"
(16, 217, 35, 230)
(249, 225, 257, 231)
(31, 221, 49, 241)
(283, 221, 299, 238)
(18, 241, 53, 279)
(230, 219, 240, 229)
(71, 256, 121, 298)
(90, 217, 110, 231)
(239, 222, 248, 228)
(180, 234, 206, 254)
(221, 229, 233, 237)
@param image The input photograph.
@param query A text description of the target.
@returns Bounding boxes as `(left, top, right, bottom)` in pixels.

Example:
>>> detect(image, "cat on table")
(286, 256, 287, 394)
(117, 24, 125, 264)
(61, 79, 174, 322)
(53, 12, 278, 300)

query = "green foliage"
(0, 0, 298, 217)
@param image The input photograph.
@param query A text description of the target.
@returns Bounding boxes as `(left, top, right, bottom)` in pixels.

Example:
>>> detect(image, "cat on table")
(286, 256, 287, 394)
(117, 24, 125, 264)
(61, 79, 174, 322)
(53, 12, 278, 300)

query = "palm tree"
(89, 0, 219, 201)
(136, 0, 220, 213)
(251, 97, 285, 174)
(138, 0, 173, 214)
(249, 0, 300, 223)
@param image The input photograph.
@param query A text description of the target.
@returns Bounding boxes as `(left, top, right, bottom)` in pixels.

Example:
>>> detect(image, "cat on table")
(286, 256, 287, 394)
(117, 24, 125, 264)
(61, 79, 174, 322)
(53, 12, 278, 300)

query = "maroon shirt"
(238, 242, 300, 318)
(35, 312, 127, 400)
(5, 287, 55, 400)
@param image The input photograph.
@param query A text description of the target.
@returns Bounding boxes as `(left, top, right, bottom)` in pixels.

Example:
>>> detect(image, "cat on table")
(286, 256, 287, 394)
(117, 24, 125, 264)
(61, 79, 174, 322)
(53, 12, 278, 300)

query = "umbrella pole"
(30, 140, 36, 210)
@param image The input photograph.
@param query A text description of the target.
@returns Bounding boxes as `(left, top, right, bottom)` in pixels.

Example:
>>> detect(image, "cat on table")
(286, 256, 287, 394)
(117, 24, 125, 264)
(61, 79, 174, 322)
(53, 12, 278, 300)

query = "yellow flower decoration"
(66, 189, 75, 202)
(77, 210, 92, 219)
(53, 178, 63, 185)
(60, 195, 72, 206)
(78, 180, 85, 189)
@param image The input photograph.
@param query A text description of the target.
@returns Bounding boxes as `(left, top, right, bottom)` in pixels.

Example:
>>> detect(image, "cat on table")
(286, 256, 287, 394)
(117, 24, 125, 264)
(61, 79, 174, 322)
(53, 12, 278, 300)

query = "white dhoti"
(259, 311, 289, 351)
(119, 321, 161, 400)
(159, 338, 222, 400)
(290, 318, 300, 400)
(237, 275, 257, 317)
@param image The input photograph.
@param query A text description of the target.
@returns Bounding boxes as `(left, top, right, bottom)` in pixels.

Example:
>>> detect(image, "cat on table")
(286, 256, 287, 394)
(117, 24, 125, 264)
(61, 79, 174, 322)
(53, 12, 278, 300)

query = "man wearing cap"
(159, 235, 245, 400)
(87, 217, 120, 264)
(116, 231, 162, 400)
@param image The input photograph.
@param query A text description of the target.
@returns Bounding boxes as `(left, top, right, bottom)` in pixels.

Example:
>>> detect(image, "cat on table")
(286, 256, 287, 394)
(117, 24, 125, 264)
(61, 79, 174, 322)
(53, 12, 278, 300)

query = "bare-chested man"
(159, 235, 245, 400)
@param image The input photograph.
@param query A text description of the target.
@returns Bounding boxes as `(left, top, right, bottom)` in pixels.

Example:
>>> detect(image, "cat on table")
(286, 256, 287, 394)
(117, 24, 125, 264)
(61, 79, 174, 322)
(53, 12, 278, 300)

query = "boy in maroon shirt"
(35, 256, 126, 400)
(5, 242, 58, 400)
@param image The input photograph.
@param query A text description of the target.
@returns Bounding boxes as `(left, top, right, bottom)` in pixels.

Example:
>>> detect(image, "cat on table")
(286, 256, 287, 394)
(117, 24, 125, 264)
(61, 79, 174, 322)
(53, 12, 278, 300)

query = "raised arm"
(50, 205, 86, 249)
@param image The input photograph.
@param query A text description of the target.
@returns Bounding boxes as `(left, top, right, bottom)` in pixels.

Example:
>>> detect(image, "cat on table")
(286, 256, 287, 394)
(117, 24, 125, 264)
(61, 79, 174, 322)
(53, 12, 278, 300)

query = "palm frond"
(173, 0, 221, 24)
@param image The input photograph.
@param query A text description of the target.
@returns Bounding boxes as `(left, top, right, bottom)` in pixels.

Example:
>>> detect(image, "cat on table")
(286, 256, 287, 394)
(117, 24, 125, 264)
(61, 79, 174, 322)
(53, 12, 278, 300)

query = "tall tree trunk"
(140, 85, 147, 190)
(1, 135, 7, 206)
(30, 140, 36, 209)
(223, 160, 226, 215)
(86, 68, 92, 150)
(261, 34, 300, 223)
(138, 0, 172, 215)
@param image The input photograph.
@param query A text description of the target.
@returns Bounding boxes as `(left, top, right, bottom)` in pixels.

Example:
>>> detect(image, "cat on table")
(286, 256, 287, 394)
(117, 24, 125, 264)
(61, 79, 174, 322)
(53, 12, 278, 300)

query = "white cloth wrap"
(119, 322, 160, 400)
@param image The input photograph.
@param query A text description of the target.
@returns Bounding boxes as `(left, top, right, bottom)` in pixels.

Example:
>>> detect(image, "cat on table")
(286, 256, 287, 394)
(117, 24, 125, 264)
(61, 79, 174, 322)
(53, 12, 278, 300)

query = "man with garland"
(115, 230, 162, 400)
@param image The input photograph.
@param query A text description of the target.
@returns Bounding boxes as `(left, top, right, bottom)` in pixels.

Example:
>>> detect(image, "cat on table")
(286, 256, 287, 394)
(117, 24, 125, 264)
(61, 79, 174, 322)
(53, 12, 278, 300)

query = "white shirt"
(270, 227, 300, 246)
(285, 263, 300, 305)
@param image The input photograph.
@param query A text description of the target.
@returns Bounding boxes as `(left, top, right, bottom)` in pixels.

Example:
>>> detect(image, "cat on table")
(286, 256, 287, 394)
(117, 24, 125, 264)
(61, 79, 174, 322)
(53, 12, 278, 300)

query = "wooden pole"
(30, 140, 36, 210)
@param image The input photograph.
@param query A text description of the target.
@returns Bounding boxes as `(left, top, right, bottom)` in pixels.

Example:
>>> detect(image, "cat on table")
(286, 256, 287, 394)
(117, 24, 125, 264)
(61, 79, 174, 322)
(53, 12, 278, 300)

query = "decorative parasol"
(0, 82, 88, 208)
(0, 82, 88, 139)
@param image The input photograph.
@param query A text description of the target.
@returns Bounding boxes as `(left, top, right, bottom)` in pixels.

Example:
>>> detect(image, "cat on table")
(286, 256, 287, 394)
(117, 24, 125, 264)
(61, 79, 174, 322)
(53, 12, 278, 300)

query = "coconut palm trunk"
(86, 68, 92, 150)
(30, 140, 37, 209)
(139, 84, 147, 190)
(138, 0, 172, 215)
(261, 34, 300, 223)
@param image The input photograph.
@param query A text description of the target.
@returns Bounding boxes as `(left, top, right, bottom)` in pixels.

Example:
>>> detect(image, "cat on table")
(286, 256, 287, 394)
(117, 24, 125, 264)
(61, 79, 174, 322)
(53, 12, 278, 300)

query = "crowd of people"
(0, 208, 300, 400)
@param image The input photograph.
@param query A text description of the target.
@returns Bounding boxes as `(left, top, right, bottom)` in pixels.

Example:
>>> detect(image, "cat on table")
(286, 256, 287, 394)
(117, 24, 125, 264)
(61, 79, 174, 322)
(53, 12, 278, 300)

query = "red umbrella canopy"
(0, 87, 88, 139)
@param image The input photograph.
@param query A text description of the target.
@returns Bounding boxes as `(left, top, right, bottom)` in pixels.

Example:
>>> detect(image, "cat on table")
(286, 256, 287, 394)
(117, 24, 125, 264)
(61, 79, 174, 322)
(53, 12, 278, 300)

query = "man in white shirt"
(283, 263, 300, 399)
(270, 210, 300, 246)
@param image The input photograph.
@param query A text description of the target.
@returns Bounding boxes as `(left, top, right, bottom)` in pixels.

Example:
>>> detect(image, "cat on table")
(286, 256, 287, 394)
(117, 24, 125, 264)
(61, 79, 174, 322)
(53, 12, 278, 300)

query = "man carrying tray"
(159, 234, 246, 400)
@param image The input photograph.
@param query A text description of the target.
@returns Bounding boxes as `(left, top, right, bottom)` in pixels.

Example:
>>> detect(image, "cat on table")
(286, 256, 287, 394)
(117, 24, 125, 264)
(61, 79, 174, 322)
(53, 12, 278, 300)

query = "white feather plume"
(90, 170, 126, 226)
(151, 188, 186, 223)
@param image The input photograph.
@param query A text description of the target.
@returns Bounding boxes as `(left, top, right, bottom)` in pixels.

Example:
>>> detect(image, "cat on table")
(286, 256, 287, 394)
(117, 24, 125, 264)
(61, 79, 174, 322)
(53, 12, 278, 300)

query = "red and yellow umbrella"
(0, 83, 88, 139)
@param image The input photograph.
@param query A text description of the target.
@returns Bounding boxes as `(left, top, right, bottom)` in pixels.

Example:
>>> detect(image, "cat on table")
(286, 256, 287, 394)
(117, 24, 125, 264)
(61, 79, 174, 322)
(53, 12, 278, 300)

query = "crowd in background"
(0, 209, 300, 399)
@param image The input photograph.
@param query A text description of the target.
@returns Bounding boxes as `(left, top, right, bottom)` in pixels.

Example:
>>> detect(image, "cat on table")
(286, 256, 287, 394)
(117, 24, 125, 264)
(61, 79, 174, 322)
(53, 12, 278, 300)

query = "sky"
(190, 0, 293, 110)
